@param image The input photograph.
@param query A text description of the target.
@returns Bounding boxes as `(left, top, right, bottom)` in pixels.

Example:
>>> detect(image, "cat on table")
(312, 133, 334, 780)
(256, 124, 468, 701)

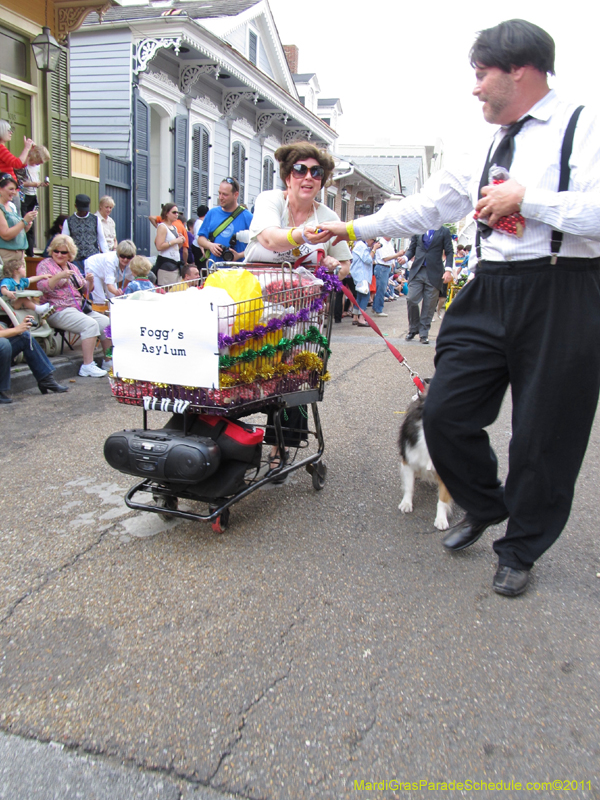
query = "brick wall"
(283, 45, 299, 74)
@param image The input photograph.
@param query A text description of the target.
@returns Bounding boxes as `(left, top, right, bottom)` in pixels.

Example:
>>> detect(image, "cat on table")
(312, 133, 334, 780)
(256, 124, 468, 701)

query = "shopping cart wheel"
(211, 506, 230, 534)
(154, 494, 178, 521)
(311, 460, 327, 491)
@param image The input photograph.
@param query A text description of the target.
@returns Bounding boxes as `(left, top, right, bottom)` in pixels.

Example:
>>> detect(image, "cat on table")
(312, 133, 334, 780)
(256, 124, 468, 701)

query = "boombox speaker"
(104, 429, 221, 484)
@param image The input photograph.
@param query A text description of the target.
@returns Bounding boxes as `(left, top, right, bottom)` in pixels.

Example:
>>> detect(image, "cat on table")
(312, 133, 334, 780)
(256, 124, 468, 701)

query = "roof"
(341, 156, 399, 192)
(342, 154, 423, 195)
(317, 98, 340, 106)
(397, 157, 423, 195)
(292, 73, 317, 81)
(86, 0, 260, 24)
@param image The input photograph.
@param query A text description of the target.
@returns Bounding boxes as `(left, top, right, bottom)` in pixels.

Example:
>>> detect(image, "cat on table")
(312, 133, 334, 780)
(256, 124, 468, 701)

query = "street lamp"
(31, 27, 62, 73)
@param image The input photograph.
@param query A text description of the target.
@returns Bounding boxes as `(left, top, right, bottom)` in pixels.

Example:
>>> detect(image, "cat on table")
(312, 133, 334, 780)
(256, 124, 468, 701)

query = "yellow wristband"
(287, 227, 297, 246)
(346, 220, 357, 242)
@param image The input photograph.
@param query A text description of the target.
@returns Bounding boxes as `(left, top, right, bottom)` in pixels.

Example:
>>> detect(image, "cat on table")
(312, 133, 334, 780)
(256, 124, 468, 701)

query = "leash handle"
(340, 285, 425, 393)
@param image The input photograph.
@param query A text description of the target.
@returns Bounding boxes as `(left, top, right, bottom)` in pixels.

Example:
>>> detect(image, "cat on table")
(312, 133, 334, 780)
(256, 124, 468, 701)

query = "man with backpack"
(196, 177, 253, 267)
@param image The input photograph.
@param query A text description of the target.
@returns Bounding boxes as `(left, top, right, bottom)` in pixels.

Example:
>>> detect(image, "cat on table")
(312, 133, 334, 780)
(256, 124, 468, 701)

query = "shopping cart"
(104, 262, 337, 532)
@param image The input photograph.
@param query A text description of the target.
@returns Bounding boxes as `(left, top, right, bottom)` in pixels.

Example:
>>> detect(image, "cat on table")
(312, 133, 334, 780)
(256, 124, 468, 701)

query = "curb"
(9, 354, 104, 394)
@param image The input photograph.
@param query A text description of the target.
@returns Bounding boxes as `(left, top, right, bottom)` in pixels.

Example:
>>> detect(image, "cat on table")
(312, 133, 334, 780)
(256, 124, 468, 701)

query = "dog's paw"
(399, 498, 413, 514)
(434, 515, 450, 530)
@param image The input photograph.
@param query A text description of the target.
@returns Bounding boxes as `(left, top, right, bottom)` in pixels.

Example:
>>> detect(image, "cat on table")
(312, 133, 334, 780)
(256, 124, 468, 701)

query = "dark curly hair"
(274, 141, 335, 187)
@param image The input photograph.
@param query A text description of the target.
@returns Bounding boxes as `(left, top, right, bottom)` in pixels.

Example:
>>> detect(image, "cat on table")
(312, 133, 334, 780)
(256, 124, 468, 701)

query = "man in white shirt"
(321, 19, 600, 597)
(372, 237, 404, 317)
(84, 240, 137, 304)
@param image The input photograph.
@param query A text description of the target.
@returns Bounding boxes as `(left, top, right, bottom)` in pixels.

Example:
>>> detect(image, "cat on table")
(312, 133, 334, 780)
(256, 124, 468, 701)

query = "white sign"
(111, 288, 226, 388)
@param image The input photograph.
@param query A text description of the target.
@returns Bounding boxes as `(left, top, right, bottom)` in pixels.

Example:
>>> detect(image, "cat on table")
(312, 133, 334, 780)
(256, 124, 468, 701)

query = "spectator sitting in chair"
(0, 316, 67, 404)
(178, 263, 201, 287)
(36, 234, 111, 377)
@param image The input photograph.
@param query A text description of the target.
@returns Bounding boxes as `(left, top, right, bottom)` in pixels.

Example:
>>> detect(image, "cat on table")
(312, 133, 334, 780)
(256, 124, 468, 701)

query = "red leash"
(340, 285, 425, 394)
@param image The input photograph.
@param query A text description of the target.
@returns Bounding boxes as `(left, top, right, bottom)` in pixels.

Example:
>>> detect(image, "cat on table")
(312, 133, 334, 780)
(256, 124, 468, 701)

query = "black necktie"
(477, 115, 532, 240)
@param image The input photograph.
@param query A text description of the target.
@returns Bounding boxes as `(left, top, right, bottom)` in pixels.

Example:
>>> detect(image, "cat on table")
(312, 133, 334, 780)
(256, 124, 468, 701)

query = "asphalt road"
(1, 298, 599, 800)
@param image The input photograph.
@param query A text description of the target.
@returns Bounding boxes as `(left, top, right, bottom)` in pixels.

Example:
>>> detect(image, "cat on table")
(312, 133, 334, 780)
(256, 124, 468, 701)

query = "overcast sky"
(268, 0, 600, 159)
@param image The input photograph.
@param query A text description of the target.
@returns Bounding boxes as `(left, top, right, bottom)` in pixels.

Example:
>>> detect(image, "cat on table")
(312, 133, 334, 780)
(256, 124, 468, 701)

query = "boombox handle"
(142, 406, 193, 436)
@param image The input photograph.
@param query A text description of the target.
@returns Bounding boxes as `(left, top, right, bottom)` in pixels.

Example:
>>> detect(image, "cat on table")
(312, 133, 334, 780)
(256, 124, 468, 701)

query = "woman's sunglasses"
(291, 164, 325, 180)
(53, 250, 70, 255)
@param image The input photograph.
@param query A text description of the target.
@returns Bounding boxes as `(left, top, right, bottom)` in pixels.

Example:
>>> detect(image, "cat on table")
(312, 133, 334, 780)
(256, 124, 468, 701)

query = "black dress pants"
(334, 275, 356, 322)
(423, 257, 600, 571)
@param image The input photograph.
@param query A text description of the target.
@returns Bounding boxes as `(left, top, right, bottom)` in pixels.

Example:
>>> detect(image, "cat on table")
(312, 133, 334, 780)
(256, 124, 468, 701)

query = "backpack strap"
(208, 205, 245, 243)
(550, 105, 584, 263)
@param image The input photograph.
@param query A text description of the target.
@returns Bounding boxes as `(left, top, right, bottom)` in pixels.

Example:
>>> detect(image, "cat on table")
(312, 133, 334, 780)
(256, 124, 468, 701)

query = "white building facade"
(69, 0, 337, 254)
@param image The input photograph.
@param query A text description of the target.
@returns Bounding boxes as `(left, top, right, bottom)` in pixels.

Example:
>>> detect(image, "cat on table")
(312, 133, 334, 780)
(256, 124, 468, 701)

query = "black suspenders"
(475, 105, 584, 264)
(550, 105, 584, 263)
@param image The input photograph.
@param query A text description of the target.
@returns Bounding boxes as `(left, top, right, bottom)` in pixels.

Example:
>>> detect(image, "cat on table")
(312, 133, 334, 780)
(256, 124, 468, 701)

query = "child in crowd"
(1, 253, 54, 318)
(123, 256, 154, 295)
(20, 145, 50, 257)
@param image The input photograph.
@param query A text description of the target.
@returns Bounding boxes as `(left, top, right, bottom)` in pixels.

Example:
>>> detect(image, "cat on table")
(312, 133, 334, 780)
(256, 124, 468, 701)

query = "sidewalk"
(9, 335, 103, 394)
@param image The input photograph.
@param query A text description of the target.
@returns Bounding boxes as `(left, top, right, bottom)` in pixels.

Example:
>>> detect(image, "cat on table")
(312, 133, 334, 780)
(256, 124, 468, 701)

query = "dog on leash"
(398, 380, 453, 530)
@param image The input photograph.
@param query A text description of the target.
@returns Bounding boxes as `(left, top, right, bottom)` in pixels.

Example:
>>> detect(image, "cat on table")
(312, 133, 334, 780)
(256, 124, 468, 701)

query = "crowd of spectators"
(2, 116, 477, 405)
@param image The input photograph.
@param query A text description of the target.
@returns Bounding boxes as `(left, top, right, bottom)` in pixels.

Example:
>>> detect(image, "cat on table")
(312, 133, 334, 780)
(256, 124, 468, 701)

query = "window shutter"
(133, 91, 151, 255)
(262, 156, 274, 191)
(191, 125, 200, 212)
(173, 114, 188, 217)
(191, 123, 210, 210)
(249, 31, 258, 65)
(200, 126, 210, 205)
(46, 49, 70, 217)
(231, 141, 245, 203)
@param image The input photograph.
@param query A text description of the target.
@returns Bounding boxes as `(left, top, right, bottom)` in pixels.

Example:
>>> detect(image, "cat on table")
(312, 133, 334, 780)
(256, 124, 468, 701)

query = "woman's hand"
(321, 255, 340, 271)
(302, 226, 334, 245)
(23, 210, 38, 224)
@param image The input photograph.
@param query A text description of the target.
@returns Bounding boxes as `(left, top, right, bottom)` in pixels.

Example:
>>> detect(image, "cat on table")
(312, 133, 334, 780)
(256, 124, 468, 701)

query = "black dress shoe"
(38, 374, 68, 394)
(442, 513, 508, 552)
(493, 565, 530, 597)
(405, 332, 417, 341)
(0, 391, 13, 404)
(420, 337, 429, 344)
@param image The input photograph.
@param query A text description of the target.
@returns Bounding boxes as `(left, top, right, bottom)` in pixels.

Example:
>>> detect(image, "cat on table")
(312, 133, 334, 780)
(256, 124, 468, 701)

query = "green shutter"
(46, 49, 70, 217)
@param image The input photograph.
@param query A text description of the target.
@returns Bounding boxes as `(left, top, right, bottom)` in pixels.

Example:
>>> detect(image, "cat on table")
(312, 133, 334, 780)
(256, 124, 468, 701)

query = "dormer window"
(249, 30, 258, 65)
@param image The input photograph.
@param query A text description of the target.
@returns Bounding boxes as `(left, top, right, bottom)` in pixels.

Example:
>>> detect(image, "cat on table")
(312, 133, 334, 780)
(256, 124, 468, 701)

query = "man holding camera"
(196, 177, 253, 267)
(0, 317, 67, 403)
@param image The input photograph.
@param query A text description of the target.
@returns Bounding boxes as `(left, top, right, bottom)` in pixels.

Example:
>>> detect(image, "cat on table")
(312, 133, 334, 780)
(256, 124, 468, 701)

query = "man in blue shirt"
(196, 177, 253, 266)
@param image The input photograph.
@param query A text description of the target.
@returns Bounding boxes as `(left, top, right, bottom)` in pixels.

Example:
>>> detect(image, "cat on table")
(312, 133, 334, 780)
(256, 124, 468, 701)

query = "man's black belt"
(478, 255, 600, 272)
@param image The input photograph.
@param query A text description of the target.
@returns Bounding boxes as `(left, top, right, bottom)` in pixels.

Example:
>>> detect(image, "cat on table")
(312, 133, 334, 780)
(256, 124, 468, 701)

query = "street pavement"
(0, 296, 599, 800)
